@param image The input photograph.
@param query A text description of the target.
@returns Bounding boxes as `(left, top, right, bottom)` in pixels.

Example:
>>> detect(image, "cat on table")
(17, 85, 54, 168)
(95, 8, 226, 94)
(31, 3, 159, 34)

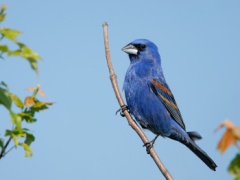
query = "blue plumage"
(122, 39, 217, 171)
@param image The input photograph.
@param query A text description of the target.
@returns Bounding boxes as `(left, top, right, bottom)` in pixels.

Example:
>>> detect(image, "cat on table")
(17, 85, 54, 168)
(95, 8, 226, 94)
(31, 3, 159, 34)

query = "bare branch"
(0, 136, 12, 159)
(102, 22, 173, 180)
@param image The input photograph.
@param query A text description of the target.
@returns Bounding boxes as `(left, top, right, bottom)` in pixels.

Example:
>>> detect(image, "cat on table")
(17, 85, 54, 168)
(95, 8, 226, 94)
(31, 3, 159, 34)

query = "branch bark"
(102, 22, 173, 180)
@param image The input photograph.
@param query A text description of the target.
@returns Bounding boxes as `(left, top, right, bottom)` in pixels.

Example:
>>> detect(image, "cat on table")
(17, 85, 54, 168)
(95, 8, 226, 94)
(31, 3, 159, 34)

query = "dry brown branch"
(102, 22, 173, 180)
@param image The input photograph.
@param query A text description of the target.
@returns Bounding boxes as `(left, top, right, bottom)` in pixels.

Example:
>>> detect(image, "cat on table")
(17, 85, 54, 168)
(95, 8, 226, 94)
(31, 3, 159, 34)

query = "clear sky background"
(0, 1, 239, 179)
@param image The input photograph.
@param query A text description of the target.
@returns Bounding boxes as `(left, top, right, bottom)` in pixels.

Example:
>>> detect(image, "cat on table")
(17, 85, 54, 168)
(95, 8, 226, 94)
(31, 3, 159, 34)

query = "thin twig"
(2, 145, 15, 157)
(102, 22, 173, 180)
(0, 136, 12, 159)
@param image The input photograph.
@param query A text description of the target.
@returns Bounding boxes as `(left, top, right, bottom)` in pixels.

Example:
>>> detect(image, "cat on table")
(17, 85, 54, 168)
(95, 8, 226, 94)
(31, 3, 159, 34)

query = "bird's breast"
(123, 69, 172, 135)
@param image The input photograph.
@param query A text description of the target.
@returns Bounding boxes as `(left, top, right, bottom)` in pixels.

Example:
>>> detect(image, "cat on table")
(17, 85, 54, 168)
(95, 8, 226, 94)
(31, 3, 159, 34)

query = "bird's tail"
(186, 131, 217, 171)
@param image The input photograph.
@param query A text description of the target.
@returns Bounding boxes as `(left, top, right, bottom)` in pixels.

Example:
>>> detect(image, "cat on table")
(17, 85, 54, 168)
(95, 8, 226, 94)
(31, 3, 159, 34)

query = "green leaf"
(7, 49, 21, 56)
(1, 28, 21, 42)
(13, 136, 19, 146)
(24, 133, 35, 146)
(24, 109, 35, 117)
(10, 111, 22, 130)
(0, 14, 6, 23)
(7, 43, 41, 74)
(31, 101, 54, 112)
(28, 58, 38, 74)
(228, 153, 240, 177)
(0, 87, 11, 110)
(20, 143, 33, 157)
(5, 129, 26, 137)
(20, 44, 41, 60)
(0, 10, 40, 74)
(17, 42, 41, 73)
(0, 44, 9, 53)
(0, 138, 4, 149)
(235, 176, 240, 180)
(0, 5, 6, 23)
(10, 93, 24, 109)
(5, 129, 12, 136)
(19, 112, 37, 123)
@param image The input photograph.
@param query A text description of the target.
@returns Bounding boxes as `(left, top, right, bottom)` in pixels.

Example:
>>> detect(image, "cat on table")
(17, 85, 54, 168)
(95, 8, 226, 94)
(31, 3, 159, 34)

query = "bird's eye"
(140, 44, 146, 50)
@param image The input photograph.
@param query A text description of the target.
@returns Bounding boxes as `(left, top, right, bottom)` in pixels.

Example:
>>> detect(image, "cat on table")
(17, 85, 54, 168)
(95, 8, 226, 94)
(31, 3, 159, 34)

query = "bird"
(122, 39, 217, 171)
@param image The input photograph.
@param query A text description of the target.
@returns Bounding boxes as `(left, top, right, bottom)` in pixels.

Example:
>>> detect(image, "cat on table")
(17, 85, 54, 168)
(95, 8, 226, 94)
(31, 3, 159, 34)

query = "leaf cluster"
(0, 5, 41, 74)
(216, 120, 240, 179)
(0, 83, 53, 158)
(0, 5, 53, 158)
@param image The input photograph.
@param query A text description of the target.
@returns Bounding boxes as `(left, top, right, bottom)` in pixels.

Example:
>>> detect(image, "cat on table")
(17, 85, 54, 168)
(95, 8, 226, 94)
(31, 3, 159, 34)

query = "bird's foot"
(143, 135, 159, 154)
(115, 105, 129, 117)
(143, 142, 153, 154)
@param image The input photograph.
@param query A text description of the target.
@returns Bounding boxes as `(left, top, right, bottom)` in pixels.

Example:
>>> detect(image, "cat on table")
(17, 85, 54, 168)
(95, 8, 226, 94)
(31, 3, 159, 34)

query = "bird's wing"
(150, 79, 186, 130)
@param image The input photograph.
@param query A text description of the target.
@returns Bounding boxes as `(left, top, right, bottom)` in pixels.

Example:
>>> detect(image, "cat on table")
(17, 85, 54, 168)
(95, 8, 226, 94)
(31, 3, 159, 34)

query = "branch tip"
(102, 22, 108, 27)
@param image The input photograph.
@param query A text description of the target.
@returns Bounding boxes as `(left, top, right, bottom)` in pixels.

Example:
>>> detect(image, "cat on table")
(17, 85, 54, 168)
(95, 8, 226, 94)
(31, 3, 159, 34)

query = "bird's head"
(122, 39, 161, 64)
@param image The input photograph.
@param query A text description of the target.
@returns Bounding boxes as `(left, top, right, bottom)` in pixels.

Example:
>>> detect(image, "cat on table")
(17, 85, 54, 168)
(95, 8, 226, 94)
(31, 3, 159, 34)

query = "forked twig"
(102, 22, 173, 180)
(0, 136, 12, 159)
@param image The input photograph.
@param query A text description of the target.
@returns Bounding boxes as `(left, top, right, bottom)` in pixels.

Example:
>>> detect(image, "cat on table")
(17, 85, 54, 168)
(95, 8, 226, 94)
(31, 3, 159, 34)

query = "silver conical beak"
(122, 44, 138, 55)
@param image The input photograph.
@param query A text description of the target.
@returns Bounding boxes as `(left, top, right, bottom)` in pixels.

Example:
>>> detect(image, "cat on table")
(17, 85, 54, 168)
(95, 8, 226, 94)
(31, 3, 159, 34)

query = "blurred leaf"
(38, 89, 46, 98)
(7, 49, 21, 56)
(20, 44, 40, 60)
(5, 128, 36, 159)
(13, 136, 19, 146)
(0, 5, 51, 159)
(22, 128, 30, 131)
(29, 59, 38, 73)
(217, 129, 234, 154)
(0, 13, 6, 22)
(16, 42, 41, 73)
(228, 154, 240, 178)
(10, 93, 24, 109)
(19, 112, 37, 123)
(24, 133, 35, 146)
(24, 96, 35, 107)
(26, 84, 46, 98)
(20, 143, 33, 157)
(9, 129, 25, 137)
(31, 101, 54, 112)
(26, 87, 36, 91)
(1, 28, 21, 42)
(10, 111, 22, 130)
(0, 5, 7, 23)
(0, 87, 11, 110)
(0, 44, 9, 53)
(5, 129, 12, 136)
(216, 120, 240, 154)
(24, 109, 35, 117)
(0, 81, 8, 89)
(0, 6, 40, 74)
(1, 43, 41, 74)
(0, 138, 4, 149)
(5, 129, 25, 138)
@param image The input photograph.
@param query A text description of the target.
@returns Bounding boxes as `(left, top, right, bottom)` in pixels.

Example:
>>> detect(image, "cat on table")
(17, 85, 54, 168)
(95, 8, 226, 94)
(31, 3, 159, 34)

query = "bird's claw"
(143, 135, 159, 154)
(116, 105, 129, 117)
(143, 141, 154, 154)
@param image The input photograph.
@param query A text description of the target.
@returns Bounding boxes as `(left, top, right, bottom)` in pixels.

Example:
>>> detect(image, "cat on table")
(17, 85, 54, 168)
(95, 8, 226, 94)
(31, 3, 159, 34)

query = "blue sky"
(0, 1, 240, 179)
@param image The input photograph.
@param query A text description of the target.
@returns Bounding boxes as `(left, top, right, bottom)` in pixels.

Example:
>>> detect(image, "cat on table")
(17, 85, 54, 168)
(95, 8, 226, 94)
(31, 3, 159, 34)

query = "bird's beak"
(122, 44, 138, 55)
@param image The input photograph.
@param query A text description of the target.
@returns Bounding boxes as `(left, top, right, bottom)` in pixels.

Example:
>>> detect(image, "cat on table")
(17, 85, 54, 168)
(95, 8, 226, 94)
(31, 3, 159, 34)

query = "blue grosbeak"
(122, 39, 217, 171)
